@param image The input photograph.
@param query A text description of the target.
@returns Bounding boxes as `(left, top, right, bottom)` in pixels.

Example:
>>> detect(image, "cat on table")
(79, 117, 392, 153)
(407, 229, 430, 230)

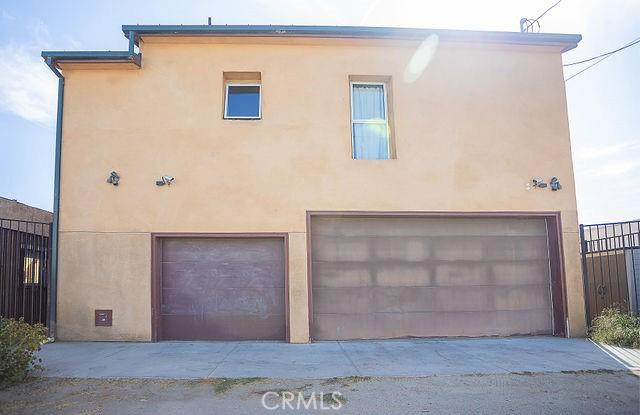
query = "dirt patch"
(320, 390, 348, 406)
(1, 372, 637, 415)
(321, 375, 373, 387)
(206, 377, 267, 394)
(253, 383, 314, 396)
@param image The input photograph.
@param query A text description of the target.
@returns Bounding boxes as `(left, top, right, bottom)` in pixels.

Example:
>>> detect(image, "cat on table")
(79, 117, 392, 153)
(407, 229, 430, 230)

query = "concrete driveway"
(37, 336, 635, 379)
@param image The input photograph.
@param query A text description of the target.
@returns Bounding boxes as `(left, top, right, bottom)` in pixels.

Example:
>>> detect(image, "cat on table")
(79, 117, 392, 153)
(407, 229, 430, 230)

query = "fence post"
(579, 224, 591, 327)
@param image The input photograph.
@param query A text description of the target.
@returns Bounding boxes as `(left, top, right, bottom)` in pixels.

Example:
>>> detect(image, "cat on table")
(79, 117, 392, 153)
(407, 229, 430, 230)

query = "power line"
(564, 54, 614, 82)
(564, 36, 640, 82)
(563, 36, 640, 66)
(522, 0, 563, 32)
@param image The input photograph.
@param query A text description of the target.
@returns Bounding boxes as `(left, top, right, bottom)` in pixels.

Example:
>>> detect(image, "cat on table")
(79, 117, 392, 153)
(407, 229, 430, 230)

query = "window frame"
(224, 82, 262, 120)
(349, 81, 391, 159)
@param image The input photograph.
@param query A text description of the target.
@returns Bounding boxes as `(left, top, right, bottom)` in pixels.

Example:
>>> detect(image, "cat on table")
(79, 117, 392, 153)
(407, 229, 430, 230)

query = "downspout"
(43, 57, 63, 338)
(128, 30, 136, 56)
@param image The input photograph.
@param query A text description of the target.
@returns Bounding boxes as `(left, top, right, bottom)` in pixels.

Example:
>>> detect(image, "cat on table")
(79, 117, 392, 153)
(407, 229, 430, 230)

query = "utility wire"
(564, 36, 640, 82)
(563, 36, 640, 66)
(564, 54, 614, 82)
(524, 0, 563, 31)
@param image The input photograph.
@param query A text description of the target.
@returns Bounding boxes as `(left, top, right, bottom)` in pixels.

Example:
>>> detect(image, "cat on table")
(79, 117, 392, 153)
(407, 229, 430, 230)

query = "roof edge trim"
(41, 51, 142, 68)
(121, 24, 581, 52)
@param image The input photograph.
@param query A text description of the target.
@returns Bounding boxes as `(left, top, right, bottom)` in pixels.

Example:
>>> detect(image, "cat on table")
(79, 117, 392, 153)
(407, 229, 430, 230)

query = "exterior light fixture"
(532, 177, 547, 188)
(156, 175, 175, 186)
(106, 171, 120, 186)
(550, 177, 561, 191)
(529, 177, 561, 191)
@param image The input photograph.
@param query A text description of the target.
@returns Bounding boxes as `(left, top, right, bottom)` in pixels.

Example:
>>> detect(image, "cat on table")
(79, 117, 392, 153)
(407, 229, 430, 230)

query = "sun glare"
(403, 34, 439, 83)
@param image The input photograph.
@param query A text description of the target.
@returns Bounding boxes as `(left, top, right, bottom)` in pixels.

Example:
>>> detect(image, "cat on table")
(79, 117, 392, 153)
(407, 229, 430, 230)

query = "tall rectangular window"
(224, 83, 261, 119)
(350, 82, 390, 160)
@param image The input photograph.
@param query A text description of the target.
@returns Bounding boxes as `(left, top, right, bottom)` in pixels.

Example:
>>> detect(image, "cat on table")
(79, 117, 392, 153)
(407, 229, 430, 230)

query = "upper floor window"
(224, 83, 261, 119)
(350, 82, 390, 160)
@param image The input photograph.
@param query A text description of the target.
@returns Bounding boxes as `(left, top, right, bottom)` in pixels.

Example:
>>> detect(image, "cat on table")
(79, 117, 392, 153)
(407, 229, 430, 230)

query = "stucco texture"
(56, 36, 585, 341)
(57, 232, 151, 341)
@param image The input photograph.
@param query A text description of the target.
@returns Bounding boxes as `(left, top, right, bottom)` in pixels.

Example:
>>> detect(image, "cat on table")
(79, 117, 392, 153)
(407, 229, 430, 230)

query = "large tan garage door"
(311, 217, 553, 340)
(160, 237, 286, 340)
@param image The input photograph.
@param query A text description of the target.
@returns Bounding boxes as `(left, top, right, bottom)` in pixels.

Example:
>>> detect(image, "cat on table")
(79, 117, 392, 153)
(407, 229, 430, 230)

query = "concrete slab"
(211, 342, 357, 378)
(37, 337, 631, 379)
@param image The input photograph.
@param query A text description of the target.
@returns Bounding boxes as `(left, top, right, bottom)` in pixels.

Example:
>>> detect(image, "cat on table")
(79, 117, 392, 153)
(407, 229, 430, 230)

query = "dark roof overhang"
(122, 24, 582, 52)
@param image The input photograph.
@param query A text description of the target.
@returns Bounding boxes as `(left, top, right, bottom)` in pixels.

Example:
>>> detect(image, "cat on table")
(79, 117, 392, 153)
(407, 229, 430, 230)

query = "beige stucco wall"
(56, 36, 585, 341)
(57, 232, 151, 340)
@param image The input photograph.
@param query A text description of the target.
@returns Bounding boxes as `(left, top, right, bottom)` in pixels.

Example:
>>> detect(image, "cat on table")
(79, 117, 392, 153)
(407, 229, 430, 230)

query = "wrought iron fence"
(0, 218, 51, 326)
(580, 219, 640, 325)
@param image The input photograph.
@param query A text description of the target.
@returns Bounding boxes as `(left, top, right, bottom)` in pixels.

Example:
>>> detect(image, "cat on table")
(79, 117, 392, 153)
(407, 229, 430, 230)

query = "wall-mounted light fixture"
(550, 177, 561, 191)
(106, 171, 120, 186)
(529, 176, 561, 191)
(156, 175, 175, 186)
(532, 177, 547, 188)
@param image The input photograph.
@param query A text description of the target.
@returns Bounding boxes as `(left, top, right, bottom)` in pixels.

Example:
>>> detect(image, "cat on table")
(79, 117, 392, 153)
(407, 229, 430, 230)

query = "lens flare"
(403, 34, 439, 83)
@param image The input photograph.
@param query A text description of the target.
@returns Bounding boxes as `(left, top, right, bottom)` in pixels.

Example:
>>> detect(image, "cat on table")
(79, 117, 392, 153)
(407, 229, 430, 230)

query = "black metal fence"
(580, 219, 640, 325)
(0, 218, 51, 326)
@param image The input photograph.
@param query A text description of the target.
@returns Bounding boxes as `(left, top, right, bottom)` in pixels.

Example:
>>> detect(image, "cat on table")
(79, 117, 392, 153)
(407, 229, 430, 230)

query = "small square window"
(224, 84, 261, 119)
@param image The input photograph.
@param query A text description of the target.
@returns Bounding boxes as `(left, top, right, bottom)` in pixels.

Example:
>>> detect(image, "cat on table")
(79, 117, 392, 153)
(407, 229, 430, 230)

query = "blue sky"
(0, 0, 638, 223)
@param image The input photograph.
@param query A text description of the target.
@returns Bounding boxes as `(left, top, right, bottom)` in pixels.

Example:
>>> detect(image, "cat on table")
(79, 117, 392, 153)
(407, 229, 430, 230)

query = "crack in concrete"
(206, 342, 240, 378)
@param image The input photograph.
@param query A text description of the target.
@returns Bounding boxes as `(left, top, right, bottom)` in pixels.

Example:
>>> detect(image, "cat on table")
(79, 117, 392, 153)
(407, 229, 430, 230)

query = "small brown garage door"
(311, 217, 554, 340)
(160, 237, 286, 340)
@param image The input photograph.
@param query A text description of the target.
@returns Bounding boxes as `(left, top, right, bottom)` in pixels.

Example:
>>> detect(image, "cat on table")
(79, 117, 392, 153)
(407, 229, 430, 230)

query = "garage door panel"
(162, 314, 286, 341)
(313, 287, 376, 314)
(162, 261, 284, 288)
(312, 237, 370, 262)
(314, 235, 549, 263)
(313, 313, 404, 340)
(162, 288, 285, 315)
(311, 217, 554, 340)
(161, 288, 205, 315)
(372, 237, 429, 261)
(312, 217, 548, 237)
(160, 237, 285, 341)
(484, 236, 550, 261)
(403, 309, 553, 337)
(313, 261, 551, 289)
(162, 239, 282, 263)
(431, 236, 549, 261)
(434, 262, 549, 286)
(488, 261, 552, 285)
(314, 308, 553, 340)
(311, 263, 376, 287)
(313, 262, 434, 288)
(215, 288, 286, 313)
(374, 266, 433, 286)
(315, 284, 552, 315)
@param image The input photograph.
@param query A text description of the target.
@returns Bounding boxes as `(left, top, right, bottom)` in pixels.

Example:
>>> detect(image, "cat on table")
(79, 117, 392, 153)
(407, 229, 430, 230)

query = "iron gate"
(580, 220, 640, 325)
(0, 218, 51, 326)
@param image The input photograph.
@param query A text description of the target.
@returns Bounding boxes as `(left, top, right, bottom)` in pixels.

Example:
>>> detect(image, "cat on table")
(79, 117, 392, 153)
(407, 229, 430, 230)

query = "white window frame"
(224, 83, 262, 120)
(350, 81, 390, 159)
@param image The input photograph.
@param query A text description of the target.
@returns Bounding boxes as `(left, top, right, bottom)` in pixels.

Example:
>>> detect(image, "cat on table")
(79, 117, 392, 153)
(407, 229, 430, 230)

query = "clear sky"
(0, 0, 638, 224)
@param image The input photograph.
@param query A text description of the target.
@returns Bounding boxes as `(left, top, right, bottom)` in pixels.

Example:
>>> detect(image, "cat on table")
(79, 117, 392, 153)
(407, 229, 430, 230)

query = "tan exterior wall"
(56, 36, 585, 341)
(57, 232, 151, 340)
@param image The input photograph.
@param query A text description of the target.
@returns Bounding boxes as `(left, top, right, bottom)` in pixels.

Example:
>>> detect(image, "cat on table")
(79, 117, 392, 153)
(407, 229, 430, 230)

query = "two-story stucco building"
(42, 24, 584, 343)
